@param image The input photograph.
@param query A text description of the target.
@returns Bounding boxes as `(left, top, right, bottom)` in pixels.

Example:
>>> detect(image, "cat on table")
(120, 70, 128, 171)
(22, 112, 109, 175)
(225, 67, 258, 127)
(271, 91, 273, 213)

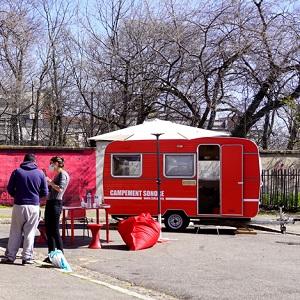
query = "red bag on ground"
(118, 213, 160, 250)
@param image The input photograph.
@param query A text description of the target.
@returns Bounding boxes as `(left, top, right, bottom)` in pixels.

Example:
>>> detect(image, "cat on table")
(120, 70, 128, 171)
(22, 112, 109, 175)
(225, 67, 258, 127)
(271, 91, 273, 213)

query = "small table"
(62, 204, 111, 243)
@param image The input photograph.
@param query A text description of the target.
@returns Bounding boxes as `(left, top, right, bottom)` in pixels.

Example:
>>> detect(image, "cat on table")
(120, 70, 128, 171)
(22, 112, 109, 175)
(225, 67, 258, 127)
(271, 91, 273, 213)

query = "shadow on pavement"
(0, 254, 27, 267)
(275, 241, 300, 245)
(0, 237, 8, 248)
(34, 237, 91, 249)
(0, 236, 92, 250)
(101, 244, 128, 251)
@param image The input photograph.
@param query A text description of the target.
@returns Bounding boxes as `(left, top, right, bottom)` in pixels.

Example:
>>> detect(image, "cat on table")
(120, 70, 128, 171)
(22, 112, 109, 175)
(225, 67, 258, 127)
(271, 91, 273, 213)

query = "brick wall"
(0, 146, 96, 206)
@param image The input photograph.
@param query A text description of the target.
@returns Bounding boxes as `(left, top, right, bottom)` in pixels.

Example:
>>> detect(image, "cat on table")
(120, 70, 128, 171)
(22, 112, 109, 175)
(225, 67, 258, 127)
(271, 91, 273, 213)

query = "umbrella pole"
(152, 133, 163, 238)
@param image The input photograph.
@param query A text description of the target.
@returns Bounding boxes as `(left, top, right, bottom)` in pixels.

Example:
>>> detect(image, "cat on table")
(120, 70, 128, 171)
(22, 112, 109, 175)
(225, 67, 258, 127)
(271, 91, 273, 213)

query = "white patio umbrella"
(89, 119, 228, 141)
(89, 119, 228, 237)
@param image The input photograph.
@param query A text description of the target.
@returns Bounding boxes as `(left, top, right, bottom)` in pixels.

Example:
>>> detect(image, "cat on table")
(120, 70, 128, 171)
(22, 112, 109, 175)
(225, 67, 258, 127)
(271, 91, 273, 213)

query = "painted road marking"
(70, 273, 155, 300)
(34, 259, 156, 300)
(0, 246, 155, 300)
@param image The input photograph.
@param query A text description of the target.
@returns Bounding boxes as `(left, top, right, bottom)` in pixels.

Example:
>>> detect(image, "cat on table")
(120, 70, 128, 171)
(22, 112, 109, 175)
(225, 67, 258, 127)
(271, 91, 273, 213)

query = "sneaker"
(22, 259, 34, 265)
(0, 257, 14, 264)
(43, 257, 51, 264)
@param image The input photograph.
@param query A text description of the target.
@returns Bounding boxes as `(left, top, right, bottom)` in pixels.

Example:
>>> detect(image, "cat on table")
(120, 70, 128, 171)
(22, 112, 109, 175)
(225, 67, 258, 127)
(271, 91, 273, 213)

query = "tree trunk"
(262, 112, 270, 149)
(10, 113, 20, 145)
(287, 104, 300, 150)
(31, 87, 39, 145)
(231, 82, 270, 137)
(207, 108, 216, 130)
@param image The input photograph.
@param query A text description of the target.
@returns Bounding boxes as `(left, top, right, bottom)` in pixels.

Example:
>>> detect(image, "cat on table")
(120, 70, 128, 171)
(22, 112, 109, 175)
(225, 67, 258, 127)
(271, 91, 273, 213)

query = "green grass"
(260, 192, 300, 210)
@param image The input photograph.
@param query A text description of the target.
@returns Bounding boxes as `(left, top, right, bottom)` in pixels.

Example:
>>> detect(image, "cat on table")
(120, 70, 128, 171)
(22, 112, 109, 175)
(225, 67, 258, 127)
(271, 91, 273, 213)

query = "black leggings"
(45, 200, 63, 253)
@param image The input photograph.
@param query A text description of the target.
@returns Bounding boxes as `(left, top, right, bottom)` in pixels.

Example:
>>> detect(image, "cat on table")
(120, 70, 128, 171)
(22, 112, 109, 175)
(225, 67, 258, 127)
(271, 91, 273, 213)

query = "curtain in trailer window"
(198, 161, 220, 180)
(112, 155, 141, 177)
(198, 145, 220, 181)
(165, 155, 195, 177)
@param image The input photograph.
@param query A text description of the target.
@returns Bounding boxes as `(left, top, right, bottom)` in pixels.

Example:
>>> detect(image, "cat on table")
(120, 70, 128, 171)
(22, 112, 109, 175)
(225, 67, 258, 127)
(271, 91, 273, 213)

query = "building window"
(164, 154, 195, 177)
(112, 154, 142, 177)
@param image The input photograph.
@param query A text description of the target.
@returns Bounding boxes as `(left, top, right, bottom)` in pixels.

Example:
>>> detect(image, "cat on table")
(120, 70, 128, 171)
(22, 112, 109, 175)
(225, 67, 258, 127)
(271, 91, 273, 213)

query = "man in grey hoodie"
(1, 153, 48, 265)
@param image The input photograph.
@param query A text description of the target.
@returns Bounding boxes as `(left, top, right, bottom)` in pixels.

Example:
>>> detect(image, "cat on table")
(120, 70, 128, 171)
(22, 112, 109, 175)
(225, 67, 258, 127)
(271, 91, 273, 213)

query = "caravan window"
(164, 154, 195, 177)
(111, 154, 142, 177)
(198, 145, 220, 180)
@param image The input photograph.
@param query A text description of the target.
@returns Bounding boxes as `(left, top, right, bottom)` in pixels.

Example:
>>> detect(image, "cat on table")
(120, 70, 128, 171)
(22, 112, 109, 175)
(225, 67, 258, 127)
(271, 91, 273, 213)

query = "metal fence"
(260, 169, 300, 211)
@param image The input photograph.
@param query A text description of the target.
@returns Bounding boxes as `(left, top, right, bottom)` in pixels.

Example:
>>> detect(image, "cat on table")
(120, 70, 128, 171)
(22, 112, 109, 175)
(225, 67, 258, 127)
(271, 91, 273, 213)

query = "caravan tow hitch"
(278, 206, 295, 234)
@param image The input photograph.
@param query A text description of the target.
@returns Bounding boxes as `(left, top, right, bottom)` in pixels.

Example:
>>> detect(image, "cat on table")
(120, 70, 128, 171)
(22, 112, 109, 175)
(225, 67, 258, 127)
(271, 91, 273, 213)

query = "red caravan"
(98, 136, 261, 231)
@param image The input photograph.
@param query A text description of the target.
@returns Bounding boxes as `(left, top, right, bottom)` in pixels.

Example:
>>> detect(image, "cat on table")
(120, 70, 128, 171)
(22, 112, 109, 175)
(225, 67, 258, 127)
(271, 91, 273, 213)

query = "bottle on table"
(81, 198, 86, 208)
(94, 195, 99, 208)
(86, 192, 92, 208)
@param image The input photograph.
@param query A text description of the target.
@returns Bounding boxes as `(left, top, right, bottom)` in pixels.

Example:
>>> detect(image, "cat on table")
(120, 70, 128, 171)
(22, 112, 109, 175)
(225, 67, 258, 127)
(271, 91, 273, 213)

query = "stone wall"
(260, 150, 300, 170)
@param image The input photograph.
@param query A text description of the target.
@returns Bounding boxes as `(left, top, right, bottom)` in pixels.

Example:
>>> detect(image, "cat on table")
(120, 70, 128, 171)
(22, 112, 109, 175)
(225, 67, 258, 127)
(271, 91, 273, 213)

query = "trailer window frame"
(111, 153, 142, 178)
(198, 144, 220, 181)
(163, 153, 196, 178)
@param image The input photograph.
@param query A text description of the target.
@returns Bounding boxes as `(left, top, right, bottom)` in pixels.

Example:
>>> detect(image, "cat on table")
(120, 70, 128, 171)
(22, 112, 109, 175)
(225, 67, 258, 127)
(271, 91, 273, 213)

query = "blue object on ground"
(48, 249, 72, 272)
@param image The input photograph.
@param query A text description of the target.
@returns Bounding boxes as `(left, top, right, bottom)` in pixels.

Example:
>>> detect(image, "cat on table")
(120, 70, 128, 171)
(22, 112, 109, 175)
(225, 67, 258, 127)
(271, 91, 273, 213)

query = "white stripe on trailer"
(243, 199, 259, 202)
(104, 196, 142, 200)
(166, 197, 197, 201)
(104, 197, 197, 201)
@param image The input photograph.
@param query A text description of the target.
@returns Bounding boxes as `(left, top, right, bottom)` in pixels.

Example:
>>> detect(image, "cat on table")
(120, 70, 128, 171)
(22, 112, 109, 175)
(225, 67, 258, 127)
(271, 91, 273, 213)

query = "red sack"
(118, 213, 160, 250)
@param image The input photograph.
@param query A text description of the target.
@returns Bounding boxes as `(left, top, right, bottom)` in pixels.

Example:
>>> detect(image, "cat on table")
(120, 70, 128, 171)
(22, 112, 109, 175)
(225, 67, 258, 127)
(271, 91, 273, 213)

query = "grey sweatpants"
(5, 204, 40, 261)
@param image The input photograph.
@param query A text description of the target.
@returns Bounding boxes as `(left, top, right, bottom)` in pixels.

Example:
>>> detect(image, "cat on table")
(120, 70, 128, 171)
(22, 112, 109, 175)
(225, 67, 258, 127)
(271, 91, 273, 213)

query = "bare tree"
(0, 1, 38, 144)
(36, 0, 75, 146)
(0, 0, 299, 148)
(286, 103, 300, 150)
(231, 0, 300, 139)
(78, 0, 159, 134)
(149, 1, 249, 128)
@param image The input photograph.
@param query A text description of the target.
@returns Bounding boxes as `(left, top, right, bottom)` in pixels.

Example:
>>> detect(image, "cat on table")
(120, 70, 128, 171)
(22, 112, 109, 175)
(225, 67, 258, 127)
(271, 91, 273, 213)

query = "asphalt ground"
(1, 208, 300, 300)
(0, 259, 135, 300)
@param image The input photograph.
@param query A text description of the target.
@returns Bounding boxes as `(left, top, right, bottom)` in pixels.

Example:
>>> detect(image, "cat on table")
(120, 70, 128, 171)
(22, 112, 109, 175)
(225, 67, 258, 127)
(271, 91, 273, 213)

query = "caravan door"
(221, 145, 243, 216)
(197, 145, 220, 215)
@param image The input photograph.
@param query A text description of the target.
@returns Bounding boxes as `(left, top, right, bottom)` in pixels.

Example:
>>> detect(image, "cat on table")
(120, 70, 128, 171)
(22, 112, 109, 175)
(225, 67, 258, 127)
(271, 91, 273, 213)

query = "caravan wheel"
(164, 212, 190, 231)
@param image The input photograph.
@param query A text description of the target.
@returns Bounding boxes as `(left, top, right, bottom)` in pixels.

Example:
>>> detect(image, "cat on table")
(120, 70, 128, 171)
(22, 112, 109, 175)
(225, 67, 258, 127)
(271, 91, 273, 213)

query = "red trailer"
(100, 136, 261, 231)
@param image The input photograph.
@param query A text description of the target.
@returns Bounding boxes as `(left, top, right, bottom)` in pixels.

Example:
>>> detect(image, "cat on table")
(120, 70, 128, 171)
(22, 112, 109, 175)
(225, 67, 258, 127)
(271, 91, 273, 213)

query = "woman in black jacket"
(44, 156, 70, 262)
